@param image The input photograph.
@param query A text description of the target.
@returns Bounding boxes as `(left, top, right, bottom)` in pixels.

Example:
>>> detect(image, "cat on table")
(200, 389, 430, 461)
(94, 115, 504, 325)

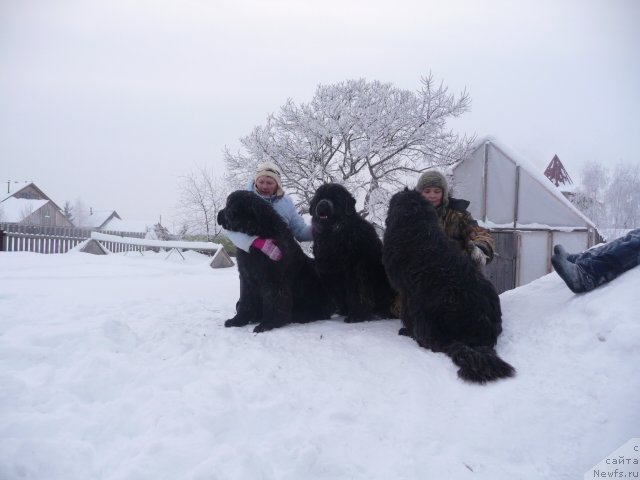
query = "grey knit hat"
(416, 170, 449, 209)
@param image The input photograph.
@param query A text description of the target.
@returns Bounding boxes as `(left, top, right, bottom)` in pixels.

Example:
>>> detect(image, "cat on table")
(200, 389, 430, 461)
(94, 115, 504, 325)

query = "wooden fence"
(0, 223, 146, 254)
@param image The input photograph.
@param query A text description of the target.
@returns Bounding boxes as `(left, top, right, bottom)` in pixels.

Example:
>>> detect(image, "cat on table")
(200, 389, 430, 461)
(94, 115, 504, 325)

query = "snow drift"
(0, 250, 638, 479)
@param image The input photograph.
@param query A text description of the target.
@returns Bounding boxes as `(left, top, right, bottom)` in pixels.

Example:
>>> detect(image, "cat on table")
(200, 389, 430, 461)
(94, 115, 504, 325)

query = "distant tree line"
(570, 160, 640, 232)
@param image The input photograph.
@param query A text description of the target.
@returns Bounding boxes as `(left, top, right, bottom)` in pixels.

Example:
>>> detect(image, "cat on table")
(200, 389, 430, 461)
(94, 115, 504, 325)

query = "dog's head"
(386, 188, 438, 229)
(310, 183, 357, 228)
(218, 190, 284, 237)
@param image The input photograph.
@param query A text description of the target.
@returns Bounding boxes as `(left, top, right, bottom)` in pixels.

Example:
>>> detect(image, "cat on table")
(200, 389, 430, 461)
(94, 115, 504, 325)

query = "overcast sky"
(1, 0, 638, 226)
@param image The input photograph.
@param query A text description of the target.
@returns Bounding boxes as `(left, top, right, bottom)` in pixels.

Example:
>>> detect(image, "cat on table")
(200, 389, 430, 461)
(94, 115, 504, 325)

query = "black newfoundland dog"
(310, 183, 395, 322)
(217, 190, 333, 333)
(382, 189, 515, 383)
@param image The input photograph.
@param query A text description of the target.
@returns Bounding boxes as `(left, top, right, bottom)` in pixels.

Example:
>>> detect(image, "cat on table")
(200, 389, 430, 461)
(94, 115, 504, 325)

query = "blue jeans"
(574, 228, 640, 290)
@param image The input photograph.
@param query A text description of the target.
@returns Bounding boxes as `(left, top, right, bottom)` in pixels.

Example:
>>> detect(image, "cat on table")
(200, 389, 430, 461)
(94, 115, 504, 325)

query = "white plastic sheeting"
(516, 230, 590, 286)
(453, 137, 596, 229)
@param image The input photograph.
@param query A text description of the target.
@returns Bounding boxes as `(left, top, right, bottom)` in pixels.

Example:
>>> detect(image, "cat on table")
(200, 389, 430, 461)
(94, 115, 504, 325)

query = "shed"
(450, 136, 601, 292)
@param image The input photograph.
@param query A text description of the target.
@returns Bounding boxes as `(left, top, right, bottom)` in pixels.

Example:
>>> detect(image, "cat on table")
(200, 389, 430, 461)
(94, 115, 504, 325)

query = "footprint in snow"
(102, 319, 139, 353)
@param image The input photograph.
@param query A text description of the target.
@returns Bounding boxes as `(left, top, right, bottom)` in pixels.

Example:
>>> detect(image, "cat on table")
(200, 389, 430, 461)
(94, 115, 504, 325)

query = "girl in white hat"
(224, 162, 312, 260)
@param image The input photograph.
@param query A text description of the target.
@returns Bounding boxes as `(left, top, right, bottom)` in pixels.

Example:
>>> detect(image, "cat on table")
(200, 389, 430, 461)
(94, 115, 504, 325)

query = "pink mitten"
(251, 238, 283, 261)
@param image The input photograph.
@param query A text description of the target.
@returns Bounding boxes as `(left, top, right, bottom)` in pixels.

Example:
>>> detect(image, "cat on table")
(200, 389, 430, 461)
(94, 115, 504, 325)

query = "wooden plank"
(482, 230, 517, 294)
(514, 232, 522, 287)
(546, 231, 553, 273)
(91, 232, 220, 251)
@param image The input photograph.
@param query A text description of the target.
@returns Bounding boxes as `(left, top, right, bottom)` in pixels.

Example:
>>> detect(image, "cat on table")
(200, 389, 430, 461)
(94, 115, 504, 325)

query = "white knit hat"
(254, 162, 284, 197)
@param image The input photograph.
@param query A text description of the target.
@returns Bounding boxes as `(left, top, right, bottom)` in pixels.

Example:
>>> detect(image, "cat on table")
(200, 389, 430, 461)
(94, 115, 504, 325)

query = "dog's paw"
(224, 317, 250, 328)
(398, 327, 412, 337)
(344, 315, 368, 323)
(253, 322, 278, 333)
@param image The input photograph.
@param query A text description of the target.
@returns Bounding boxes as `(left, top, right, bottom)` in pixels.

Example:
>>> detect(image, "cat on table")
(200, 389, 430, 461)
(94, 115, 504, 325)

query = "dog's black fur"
(310, 183, 396, 322)
(217, 190, 333, 333)
(382, 189, 515, 383)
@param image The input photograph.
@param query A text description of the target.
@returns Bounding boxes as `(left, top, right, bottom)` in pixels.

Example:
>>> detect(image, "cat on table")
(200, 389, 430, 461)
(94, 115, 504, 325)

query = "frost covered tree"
(571, 160, 640, 232)
(62, 201, 74, 225)
(606, 162, 640, 229)
(72, 199, 89, 227)
(152, 223, 172, 241)
(176, 165, 229, 241)
(572, 161, 608, 228)
(225, 75, 472, 225)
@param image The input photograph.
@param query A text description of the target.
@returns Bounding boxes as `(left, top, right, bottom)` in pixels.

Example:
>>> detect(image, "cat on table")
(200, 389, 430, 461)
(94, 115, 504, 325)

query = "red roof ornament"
(544, 154, 573, 187)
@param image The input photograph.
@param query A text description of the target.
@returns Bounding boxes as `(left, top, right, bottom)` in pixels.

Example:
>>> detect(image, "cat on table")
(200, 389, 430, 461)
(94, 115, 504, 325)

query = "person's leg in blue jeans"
(551, 229, 640, 293)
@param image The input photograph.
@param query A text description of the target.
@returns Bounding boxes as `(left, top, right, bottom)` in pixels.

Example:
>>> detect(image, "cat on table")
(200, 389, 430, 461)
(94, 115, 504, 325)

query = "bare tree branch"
(176, 165, 230, 241)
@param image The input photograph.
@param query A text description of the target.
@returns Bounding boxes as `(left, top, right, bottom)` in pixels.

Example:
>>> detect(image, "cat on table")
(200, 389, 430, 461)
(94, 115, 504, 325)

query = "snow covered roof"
(0, 181, 67, 212)
(452, 136, 596, 230)
(83, 211, 121, 229)
(101, 217, 155, 234)
(0, 197, 49, 222)
(1, 182, 47, 201)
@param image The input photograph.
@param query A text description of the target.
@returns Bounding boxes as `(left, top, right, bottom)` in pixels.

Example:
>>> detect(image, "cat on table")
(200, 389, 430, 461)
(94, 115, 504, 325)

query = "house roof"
(83, 211, 121, 229)
(2, 182, 63, 212)
(0, 198, 49, 222)
(101, 217, 155, 234)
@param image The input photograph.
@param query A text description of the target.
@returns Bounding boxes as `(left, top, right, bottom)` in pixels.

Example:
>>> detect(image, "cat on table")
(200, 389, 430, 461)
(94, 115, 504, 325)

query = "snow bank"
(0, 251, 638, 479)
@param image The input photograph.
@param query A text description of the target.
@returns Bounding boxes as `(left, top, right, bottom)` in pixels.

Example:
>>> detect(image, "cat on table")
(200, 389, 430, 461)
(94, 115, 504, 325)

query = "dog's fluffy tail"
(444, 342, 516, 384)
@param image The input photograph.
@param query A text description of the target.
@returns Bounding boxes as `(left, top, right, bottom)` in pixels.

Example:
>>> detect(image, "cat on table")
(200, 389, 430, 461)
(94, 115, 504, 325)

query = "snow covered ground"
(1, 250, 638, 480)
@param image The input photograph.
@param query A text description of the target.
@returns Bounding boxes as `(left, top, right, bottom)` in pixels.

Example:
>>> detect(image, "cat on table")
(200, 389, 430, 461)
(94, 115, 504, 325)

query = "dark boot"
(551, 251, 589, 293)
(553, 244, 579, 263)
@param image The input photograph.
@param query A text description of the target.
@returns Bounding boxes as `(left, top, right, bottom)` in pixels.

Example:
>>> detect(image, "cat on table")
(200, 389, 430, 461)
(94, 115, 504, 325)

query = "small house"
(0, 183, 73, 227)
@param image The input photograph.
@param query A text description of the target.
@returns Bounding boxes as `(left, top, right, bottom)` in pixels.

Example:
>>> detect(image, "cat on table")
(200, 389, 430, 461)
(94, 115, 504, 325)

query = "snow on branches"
(571, 160, 640, 231)
(225, 75, 473, 225)
(176, 166, 229, 241)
